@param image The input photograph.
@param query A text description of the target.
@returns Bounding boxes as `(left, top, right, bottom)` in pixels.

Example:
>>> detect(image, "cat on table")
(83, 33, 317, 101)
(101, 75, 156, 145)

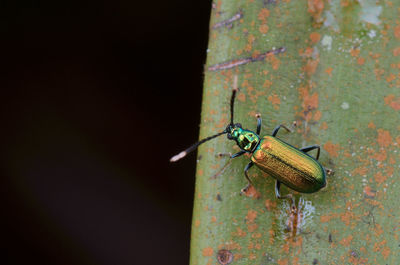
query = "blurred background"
(1, 1, 211, 264)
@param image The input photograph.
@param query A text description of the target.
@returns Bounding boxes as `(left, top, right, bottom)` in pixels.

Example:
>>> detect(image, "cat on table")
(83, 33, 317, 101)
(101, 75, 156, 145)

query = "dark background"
(1, 1, 211, 264)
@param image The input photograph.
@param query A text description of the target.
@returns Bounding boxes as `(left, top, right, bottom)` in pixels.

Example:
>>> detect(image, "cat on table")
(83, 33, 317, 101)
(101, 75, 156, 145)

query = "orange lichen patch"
(209, 109, 218, 115)
(247, 223, 258, 232)
(341, 0, 350, 7)
(202, 247, 214, 257)
(363, 186, 376, 197)
(313, 110, 322, 121)
(247, 241, 254, 249)
(268, 229, 275, 244)
(386, 73, 396, 83)
(373, 240, 390, 260)
(348, 255, 369, 264)
(394, 25, 400, 38)
(251, 50, 261, 58)
(374, 171, 387, 185)
(377, 129, 392, 147)
(244, 73, 253, 79)
(215, 116, 228, 129)
(251, 232, 262, 238)
(195, 219, 200, 227)
(246, 209, 257, 223)
(232, 227, 246, 237)
(309, 32, 321, 43)
(350, 48, 360, 57)
(219, 240, 242, 251)
(233, 253, 243, 261)
(304, 57, 320, 76)
(386, 166, 394, 176)
(245, 34, 256, 52)
(370, 149, 387, 161)
(357, 57, 365, 65)
(259, 24, 269, 34)
(340, 210, 358, 227)
(211, 216, 217, 223)
(268, 94, 281, 109)
(266, 54, 281, 70)
(263, 79, 272, 88)
(257, 8, 270, 22)
(320, 213, 338, 222)
(325, 67, 333, 76)
(382, 246, 391, 260)
(393, 47, 400, 56)
(343, 151, 351, 158)
(198, 169, 204, 176)
(384, 94, 400, 110)
(277, 258, 289, 265)
(241, 185, 261, 198)
(237, 92, 246, 102)
(369, 52, 381, 60)
(373, 223, 384, 237)
(324, 141, 340, 158)
(368, 121, 376, 129)
(339, 235, 353, 246)
(374, 68, 384, 80)
(210, 163, 220, 170)
(299, 87, 319, 110)
(320, 121, 328, 130)
(307, 0, 324, 22)
(352, 166, 368, 176)
(264, 199, 277, 211)
(299, 47, 314, 57)
(247, 110, 258, 118)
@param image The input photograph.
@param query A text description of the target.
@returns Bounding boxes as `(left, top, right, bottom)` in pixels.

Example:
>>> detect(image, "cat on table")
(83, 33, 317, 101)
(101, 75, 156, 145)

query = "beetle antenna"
(230, 75, 238, 125)
(170, 130, 227, 162)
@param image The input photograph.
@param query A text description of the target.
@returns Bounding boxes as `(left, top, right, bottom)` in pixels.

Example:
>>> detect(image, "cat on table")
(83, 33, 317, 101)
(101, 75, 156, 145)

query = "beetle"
(170, 80, 327, 203)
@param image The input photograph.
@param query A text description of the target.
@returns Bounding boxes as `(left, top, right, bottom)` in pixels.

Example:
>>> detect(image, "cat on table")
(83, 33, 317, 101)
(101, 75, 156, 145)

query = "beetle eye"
(235, 123, 242, 128)
(227, 134, 233, 140)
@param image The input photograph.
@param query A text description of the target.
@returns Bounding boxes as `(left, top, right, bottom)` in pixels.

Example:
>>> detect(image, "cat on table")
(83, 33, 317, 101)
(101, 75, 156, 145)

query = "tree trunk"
(191, 1, 400, 264)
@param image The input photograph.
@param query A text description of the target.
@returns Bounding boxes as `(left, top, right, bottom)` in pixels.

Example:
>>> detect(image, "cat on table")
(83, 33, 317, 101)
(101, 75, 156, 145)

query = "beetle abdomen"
(251, 136, 326, 193)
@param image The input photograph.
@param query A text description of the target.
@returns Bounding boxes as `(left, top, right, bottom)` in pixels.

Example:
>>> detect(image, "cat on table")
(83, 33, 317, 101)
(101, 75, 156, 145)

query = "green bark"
(191, 0, 400, 264)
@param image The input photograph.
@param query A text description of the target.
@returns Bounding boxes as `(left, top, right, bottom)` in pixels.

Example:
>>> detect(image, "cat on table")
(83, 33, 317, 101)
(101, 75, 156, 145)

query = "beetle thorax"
(227, 126, 260, 152)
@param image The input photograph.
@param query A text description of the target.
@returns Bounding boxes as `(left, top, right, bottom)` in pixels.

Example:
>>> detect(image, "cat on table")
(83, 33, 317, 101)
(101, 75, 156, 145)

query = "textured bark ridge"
(191, 1, 400, 264)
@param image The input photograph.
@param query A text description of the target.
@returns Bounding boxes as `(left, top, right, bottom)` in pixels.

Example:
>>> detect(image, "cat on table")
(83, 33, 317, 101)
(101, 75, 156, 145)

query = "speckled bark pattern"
(191, 0, 400, 264)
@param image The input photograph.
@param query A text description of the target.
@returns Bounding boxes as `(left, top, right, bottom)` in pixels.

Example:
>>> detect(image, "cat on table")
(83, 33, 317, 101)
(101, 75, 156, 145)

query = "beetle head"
(226, 123, 260, 152)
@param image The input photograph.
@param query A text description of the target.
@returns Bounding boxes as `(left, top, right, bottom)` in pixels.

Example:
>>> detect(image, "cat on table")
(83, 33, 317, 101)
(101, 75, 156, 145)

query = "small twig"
(212, 10, 243, 29)
(208, 47, 286, 71)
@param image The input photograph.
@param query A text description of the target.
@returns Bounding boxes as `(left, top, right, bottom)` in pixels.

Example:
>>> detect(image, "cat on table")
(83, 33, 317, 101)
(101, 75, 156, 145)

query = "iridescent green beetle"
(170, 79, 327, 202)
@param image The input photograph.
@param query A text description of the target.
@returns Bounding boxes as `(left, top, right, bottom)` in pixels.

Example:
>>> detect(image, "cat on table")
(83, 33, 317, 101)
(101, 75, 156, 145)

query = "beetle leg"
(275, 180, 295, 206)
(256, 113, 262, 135)
(300, 145, 320, 160)
(240, 161, 254, 193)
(231, 150, 246, 158)
(272, 124, 292, 137)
